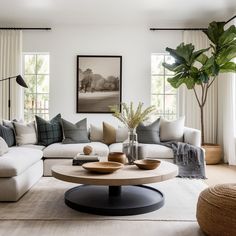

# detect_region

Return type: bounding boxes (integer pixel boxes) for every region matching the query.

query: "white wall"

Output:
[23,25,182,126]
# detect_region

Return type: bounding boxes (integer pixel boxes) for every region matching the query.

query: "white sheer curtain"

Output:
[179,31,218,143]
[218,73,236,165]
[0,30,23,120]
[217,19,236,165]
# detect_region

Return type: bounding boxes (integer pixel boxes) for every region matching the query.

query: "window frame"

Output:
[151,53,179,120]
[22,52,50,121]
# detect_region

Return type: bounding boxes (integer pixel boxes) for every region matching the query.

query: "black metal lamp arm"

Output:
[0,76,18,82]
[0,75,28,119]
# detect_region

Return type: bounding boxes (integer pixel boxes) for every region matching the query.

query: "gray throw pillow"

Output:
[0,124,15,147]
[35,114,63,146]
[136,118,160,144]
[62,118,90,144]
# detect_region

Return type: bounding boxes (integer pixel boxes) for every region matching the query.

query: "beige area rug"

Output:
[0,177,207,221]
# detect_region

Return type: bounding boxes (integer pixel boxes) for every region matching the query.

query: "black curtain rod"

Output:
[150,27,207,31]
[0,27,51,30]
[225,15,236,24]
[150,15,236,31]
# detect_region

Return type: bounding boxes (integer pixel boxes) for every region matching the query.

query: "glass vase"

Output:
[122,128,138,164]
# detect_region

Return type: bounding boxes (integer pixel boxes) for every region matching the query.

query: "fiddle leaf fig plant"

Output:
[163,21,236,145]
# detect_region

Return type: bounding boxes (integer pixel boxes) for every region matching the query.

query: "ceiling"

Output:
[0,0,235,28]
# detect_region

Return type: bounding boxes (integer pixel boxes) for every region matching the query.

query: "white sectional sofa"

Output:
[0,126,201,201]
[0,147,43,201]
[43,127,201,176]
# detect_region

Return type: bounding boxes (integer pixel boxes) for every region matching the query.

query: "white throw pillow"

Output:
[160,117,185,142]
[116,127,129,142]
[90,124,103,142]
[13,121,37,146]
[0,137,9,156]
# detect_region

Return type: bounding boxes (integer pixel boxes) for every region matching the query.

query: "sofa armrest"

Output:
[183,127,201,147]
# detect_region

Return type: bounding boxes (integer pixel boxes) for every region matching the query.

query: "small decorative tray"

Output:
[134,159,161,170]
[82,161,124,174]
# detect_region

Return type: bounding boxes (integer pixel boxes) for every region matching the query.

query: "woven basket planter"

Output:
[197,184,236,236]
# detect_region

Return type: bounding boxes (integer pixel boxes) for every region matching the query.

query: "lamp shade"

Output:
[16,75,28,88]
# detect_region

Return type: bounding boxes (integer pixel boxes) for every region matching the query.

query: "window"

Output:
[23,53,49,122]
[151,54,177,120]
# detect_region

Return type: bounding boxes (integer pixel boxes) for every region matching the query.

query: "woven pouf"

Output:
[197,184,236,236]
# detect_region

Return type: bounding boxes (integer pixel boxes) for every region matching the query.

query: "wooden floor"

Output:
[0,164,235,236]
[204,164,236,186]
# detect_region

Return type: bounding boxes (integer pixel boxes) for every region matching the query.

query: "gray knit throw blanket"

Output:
[160,141,206,179]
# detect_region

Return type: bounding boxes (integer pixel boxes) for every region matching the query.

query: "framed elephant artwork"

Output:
[77,55,122,113]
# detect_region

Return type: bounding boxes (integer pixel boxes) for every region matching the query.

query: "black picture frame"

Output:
[76,55,122,113]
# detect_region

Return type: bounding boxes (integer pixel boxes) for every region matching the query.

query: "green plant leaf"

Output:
[166,43,196,64]
[203,21,225,44]
[162,62,177,72]
[220,62,236,73]
[211,60,220,76]
[167,74,183,88]
[176,43,195,62]
[191,48,210,63]
[167,73,195,89]
[216,45,236,65]
[218,25,236,47]
[199,72,210,83]
[196,53,209,65]
[165,47,186,64]
[202,56,215,70]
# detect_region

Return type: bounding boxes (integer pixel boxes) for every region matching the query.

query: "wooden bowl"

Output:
[134,159,161,170]
[108,152,127,164]
[82,161,124,174]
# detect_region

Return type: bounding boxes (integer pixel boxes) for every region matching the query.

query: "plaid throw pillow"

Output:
[35,114,63,146]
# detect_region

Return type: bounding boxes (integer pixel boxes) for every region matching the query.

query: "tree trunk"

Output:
[200,106,204,145]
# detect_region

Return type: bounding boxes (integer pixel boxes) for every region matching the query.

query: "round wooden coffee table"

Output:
[52,161,178,216]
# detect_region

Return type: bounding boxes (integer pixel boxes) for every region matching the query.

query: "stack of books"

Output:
[72,153,99,166]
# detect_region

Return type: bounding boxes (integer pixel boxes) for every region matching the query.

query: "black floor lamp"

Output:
[0,75,28,120]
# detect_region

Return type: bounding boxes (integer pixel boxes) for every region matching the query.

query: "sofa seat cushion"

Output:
[109,143,173,159]
[109,143,123,153]
[43,142,109,158]
[21,144,45,151]
[140,144,174,159]
[0,147,43,177]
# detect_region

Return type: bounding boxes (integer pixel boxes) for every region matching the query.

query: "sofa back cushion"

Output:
[13,121,37,146]
[136,118,160,144]
[0,124,15,147]
[103,122,116,145]
[62,118,90,144]
[160,117,185,142]
[90,123,128,144]
[0,137,8,156]
[35,114,63,146]
[90,124,103,142]
[116,127,128,142]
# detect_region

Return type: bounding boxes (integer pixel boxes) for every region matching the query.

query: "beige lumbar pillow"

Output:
[0,137,9,156]
[160,117,185,142]
[103,122,116,145]
[13,121,37,146]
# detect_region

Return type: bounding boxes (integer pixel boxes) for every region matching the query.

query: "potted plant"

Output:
[162,21,236,164]
[110,102,155,164]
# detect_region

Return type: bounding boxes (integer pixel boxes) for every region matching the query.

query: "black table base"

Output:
[64,185,164,216]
